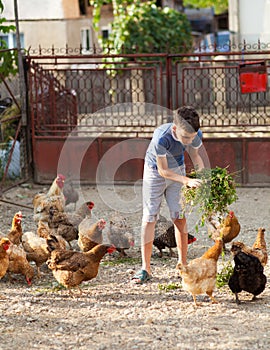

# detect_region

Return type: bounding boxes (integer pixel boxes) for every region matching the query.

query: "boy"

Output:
[132,106,204,284]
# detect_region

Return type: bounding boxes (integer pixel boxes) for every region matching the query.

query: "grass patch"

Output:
[34,281,66,293]
[158,282,182,292]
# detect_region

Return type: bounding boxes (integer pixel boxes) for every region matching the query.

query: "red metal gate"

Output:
[26,50,270,185]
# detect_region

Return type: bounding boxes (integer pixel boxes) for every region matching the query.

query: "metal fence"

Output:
[26,48,270,139]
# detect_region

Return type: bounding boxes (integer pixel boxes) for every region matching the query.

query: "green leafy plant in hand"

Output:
[181,166,238,229]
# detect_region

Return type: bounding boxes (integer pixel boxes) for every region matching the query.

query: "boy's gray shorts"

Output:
[142,164,186,222]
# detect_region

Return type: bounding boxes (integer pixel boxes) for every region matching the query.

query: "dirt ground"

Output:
[0,183,270,350]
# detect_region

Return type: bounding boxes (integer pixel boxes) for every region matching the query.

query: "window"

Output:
[101,26,111,41]
[80,28,92,54]
[79,0,87,15]
[0,33,25,49]
[102,29,109,40]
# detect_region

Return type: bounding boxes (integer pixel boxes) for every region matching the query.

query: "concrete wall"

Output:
[32,137,270,186]
[1,0,97,49]
[229,0,270,44]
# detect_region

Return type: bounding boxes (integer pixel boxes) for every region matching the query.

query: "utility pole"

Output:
[13,0,31,180]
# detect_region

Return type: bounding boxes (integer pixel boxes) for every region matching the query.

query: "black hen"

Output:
[153,216,196,258]
[228,251,267,304]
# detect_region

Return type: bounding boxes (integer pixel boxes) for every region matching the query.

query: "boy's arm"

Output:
[186,146,205,171]
[156,156,202,187]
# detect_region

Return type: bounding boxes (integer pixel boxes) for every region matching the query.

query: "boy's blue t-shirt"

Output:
[145,123,203,169]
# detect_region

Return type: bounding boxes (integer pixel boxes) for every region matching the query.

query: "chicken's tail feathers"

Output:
[46,234,60,252]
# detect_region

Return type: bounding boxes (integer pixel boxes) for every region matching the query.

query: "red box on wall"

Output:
[239,60,268,94]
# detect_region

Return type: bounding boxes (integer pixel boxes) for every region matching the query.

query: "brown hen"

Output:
[22,227,67,278]
[210,211,241,248]
[48,201,95,248]
[46,235,116,294]
[33,174,66,220]
[7,211,23,245]
[78,218,106,252]
[7,242,34,286]
[0,238,11,280]
[176,238,223,306]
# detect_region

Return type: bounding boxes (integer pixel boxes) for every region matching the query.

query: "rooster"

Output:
[7,211,23,245]
[231,227,267,267]
[209,211,241,249]
[229,247,267,304]
[176,237,223,306]
[107,214,135,257]
[78,218,106,252]
[46,235,116,294]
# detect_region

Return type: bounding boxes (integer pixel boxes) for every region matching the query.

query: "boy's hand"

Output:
[185,178,203,188]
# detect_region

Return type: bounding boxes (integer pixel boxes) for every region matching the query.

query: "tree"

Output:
[90,0,193,55]
[184,0,228,15]
[0,0,18,77]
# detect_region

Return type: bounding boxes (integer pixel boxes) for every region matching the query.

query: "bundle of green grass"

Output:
[181,166,239,230]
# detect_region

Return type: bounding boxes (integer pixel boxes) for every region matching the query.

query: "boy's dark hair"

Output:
[174,106,200,132]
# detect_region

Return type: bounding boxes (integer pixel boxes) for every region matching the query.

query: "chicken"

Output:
[46,234,116,294]
[252,227,268,266]
[48,201,95,248]
[33,174,66,219]
[7,211,23,245]
[231,227,267,267]
[0,238,11,280]
[107,214,135,257]
[78,218,106,252]
[7,242,34,286]
[33,195,65,223]
[63,181,79,209]
[36,220,68,248]
[209,211,241,248]
[22,227,67,278]
[36,220,53,239]
[176,237,223,306]
[153,215,196,258]
[228,248,267,304]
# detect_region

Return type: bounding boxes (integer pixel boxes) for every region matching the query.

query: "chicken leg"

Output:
[206,290,218,304]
